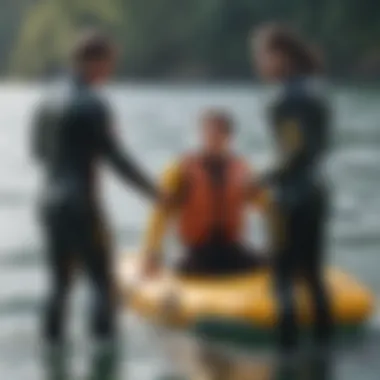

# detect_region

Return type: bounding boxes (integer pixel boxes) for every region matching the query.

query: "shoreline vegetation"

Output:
[4,0,380,82]
[1,80,380,91]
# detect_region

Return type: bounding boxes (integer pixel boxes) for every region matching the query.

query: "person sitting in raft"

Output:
[141,109,269,277]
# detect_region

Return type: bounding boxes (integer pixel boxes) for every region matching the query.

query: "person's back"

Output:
[36,78,112,204]
[45,82,100,184]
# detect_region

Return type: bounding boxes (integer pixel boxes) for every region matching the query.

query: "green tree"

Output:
[10,0,122,77]
[8,0,380,79]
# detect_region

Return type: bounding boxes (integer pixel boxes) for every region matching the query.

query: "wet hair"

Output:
[201,109,235,136]
[256,23,323,75]
[72,29,115,64]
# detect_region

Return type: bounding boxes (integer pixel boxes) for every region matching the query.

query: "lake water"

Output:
[0,83,379,379]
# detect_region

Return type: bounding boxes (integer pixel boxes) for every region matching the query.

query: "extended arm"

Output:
[96,102,159,199]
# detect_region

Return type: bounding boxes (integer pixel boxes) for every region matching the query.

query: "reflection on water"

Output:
[189,349,332,380]
[43,343,120,380]
[44,348,68,380]
[87,344,119,380]
[159,334,335,380]
[274,354,332,380]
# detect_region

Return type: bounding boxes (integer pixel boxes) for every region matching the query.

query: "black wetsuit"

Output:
[267,77,332,349]
[177,155,265,276]
[32,75,158,342]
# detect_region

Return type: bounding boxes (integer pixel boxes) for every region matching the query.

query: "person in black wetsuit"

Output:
[32,30,160,344]
[251,24,333,353]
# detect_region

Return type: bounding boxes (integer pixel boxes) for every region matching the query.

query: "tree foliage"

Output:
[7,0,380,79]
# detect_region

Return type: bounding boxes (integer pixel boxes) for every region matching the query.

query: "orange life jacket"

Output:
[178,154,250,246]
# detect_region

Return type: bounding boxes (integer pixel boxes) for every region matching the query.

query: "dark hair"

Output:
[202,109,235,136]
[72,29,115,64]
[257,23,323,75]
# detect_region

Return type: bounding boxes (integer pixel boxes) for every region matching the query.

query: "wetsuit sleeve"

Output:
[95,102,159,199]
[142,161,182,261]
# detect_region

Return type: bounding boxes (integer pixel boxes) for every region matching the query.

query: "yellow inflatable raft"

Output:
[118,254,374,335]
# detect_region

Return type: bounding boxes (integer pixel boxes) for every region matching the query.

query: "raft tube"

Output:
[118,254,375,345]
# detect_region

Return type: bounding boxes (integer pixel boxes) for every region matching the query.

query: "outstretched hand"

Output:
[141,255,161,279]
[157,189,175,209]
[246,175,263,198]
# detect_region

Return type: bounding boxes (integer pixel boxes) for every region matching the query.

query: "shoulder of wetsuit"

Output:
[77,90,104,111]
[287,78,328,108]
[70,91,111,128]
[273,88,322,125]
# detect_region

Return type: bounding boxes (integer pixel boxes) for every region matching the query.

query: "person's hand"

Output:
[141,254,161,279]
[245,175,264,199]
[157,189,174,208]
